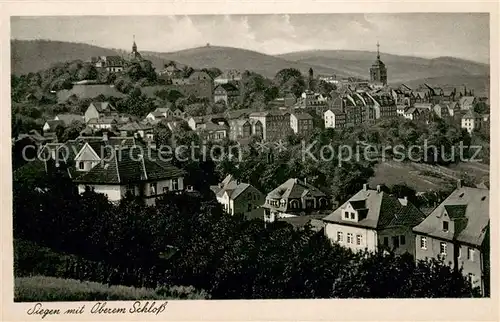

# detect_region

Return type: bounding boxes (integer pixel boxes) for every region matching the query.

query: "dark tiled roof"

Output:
[291,112,313,120]
[413,187,489,246]
[215,83,239,92]
[323,188,426,230]
[56,114,84,126]
[45,120,65,129]
[74,147,185,184]
[91,101,116,113]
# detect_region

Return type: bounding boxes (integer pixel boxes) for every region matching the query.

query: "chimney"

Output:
[363,183,368,191]
[376,185,381,193]
[103,132,109,141]
[457,179,463,189]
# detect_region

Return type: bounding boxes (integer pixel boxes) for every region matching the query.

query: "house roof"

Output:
[44,120,65,129]
[413,187,489,246]
[215,83,239,92]
[225,108,256,119]
[322,187,426,230]
[55,114,84,126]
[459,96,475,107]
[189,71,211,80]
[212,175,259,200]
[462,109,481,119]
[119,121,153,132]
[149,111,166,118]
[74,147,186,184]
[267,178,326,202]
[91,101,116,113]
[291,112,313,120]
[249,110,289,117]
[154,107,172,113]
[88,116,117,124]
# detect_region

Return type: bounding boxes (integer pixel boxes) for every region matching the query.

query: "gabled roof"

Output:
[225,108,256,119]
[322,187,426,230]
[44,119,65,130]
[90,101,116,113]
[88,116,117,124]
[74,147,185,185]
[462,109,481,119]
[459,96,476,107]
[213,175,260,200]
[413,187,489,246]
[267,178,326,201]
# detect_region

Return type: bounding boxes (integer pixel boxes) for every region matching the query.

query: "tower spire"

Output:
[132,35,137,52]
[376,41,380,60]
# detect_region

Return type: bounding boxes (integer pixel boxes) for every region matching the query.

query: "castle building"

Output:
[369,42,388,86]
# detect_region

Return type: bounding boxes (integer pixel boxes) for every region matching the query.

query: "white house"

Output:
[210,175,265,220]
[324,109,346,129]
[461,110,482,133]
[74,147,185,206]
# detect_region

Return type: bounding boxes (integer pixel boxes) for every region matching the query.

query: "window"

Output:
[172,178,179,191]
[383,237,389,246]
[420,236,427,250]
[347,233,353,244]
[392,236,400,248]
[149,183,157,196]
[440,242,447,255]
[337,231,343,242]
[467,248,474,261]
[78,162,84,170]
[443,221,449,232]
[356,235,362,246]
[344,211,349,219]
[125,184,135,196]
[350,212,356,220]
[400,235,406,245]
[458,247,462,259]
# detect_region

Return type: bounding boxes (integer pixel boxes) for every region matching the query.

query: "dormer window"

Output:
[442,221,449,232]
[344,211,349,219]
[350,212,356,220]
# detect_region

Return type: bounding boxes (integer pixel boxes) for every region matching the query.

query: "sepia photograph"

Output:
[7,9,493,314]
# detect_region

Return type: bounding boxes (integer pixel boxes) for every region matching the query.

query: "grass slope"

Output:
[15,276,207,302]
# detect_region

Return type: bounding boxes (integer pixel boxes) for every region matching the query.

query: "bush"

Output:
[15,276,209,302]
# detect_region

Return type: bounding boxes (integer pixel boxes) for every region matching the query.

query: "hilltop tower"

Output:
[369,42,387,86]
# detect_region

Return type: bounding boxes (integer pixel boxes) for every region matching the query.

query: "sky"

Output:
[11,14,490,63]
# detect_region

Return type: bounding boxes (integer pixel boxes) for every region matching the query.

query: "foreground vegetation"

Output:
[13,172,482,299]
[15,276,207,302]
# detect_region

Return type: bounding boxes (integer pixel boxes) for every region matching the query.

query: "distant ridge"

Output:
[11,40,489,91]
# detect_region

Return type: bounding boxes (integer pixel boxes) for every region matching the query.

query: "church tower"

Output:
[129,35,143,62]
[369,42,387,85]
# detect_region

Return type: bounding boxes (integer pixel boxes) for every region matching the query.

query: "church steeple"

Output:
[376,41,380,60]
[369,41,388,86]
[132,35,137,52]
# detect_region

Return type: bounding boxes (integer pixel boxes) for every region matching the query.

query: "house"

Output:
[200,122,229,141]
[214,70,242,85]
[324,109,346,129]
[72,135,136,173]
[87,116,117,130]
[461,110,482,133]
[187,116,207,131]
[323,184,426,256]
[402,107,420,121]
[118,121,154,140]
[145,111,167,121]
[54,114,85,126]
[188,71,212,83]
[458,96,476,110]
[210,175,265,220]
[228,118,263,141]
[249,110,292,141]
[84,102,118,123]
[263,178,331,223]
[153,107,174,119]
[74,147,186,206]
[413,181,489,294]
[433,103,451,119]
[43,120,65,133]
[91,56,125,72]
[214,83,239,106]
[290,112,314,136]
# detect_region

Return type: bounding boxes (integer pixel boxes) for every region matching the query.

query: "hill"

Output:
[143,45,350,78]
[277,50,489,83]
[10,39,172,75]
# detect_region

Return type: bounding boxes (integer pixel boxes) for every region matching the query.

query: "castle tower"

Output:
[369,42,388,86]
